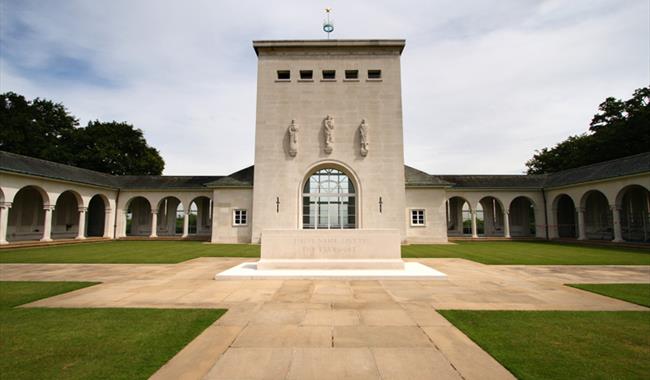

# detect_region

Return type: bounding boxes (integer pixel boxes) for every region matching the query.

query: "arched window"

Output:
[302,168,356,229]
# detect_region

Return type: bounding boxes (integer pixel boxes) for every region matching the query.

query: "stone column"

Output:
[150,211,158,238]
[104,208,113,238]
[76,207,87,240]
[41,205,54,242]
[577,207,587,240]
[549,207,559,239]
[611,205,623,242]
[471,210,478,238]
[503,209,511,238]
[0,202,12,245]
[182,211,190,238]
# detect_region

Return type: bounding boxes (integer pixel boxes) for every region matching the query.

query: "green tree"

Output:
[0,92,164,175]
[73,121,164,175]
[0,92,78,164]
[526,87,650,174]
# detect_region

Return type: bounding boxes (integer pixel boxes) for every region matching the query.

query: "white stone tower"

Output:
[251,40,407,243]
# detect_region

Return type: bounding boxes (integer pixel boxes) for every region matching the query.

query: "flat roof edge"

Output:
[253,39,406,55]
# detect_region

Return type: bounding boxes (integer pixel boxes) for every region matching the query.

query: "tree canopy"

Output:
[526,87,650,174]
[0,92,164,175]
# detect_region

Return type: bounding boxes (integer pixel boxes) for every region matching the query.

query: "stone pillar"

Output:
[150,211,158,238]
[611,205,623,242]
[41,205,54,242]
[104,208,113,238]
[549,207,559,239]
[182,211,190,238]
[503,209,511,238]
[76,207,87,240]
[577,207,587,240]
[471,210,478,238]
[0,202,12,245]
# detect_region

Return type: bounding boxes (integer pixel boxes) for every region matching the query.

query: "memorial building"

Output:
[1,40,649,248]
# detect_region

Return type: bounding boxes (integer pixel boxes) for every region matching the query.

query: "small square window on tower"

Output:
[322,70,336,80]
[368,69,382,79]
[276,70,290,80]
[300,70,313,80]
[410,209,425,226]
[345,70,359,80]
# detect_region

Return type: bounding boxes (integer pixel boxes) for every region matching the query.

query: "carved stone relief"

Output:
[359,119,369,156]
[287,119,298,157]
[323,115,334,154]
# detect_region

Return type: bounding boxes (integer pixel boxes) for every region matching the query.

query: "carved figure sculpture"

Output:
[288,119,298,157]
[359,119,369,156]
[323,115,334,154]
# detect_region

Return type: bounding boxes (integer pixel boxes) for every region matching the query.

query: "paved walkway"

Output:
[1,258,648,380]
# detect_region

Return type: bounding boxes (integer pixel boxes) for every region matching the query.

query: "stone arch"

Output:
[87,194,109,237]
[553,194,577,238]
[125,196,152,236]
[155,196,184,236]
[446,196,472,236]
[188,196,212,235]
[52,190,83,239]
[478,196,506,237]
[7,185,48,242]
[300,161,360,229]
[581,190,613,240]
[509,196,536,237]
[616,185,649,242]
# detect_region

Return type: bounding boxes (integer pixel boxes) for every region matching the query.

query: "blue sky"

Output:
[1,0,648,175]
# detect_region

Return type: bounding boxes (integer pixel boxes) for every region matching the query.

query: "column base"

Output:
[612,238,624,243]
[40,238,52,242]
[75,236,87,240]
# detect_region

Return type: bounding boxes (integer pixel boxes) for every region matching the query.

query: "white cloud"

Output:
[1,0,648,175]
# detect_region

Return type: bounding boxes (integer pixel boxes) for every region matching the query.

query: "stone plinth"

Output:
[257,229,403,270]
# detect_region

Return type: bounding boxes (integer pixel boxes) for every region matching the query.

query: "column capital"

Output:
[609,204,621,212]
[503,208,510,215]
[577,207,586,213]
[151,210,158,215]
[105,208,113,213]
[0,202,12,209]
[78,207,88,212]
[43,204,55,211]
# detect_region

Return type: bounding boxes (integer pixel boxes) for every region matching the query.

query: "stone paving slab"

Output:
[2,257,649,380]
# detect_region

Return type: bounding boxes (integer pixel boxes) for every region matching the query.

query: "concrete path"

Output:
[1,258,648,379]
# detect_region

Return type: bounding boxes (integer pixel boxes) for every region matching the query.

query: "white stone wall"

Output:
[251,43,407,242]
[404,188,448,243]
[211,188,253,243]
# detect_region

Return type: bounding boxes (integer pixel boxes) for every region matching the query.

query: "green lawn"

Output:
[568,283,650,307]
[0,281,226,379]
[403,241,650,265]
[1,240,649,265]
[439,310,650,380]
[0,241,260,263]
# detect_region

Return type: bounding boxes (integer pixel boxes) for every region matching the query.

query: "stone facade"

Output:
[0,40,649,245]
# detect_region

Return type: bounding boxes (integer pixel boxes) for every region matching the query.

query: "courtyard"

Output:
[1,240,648,379]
